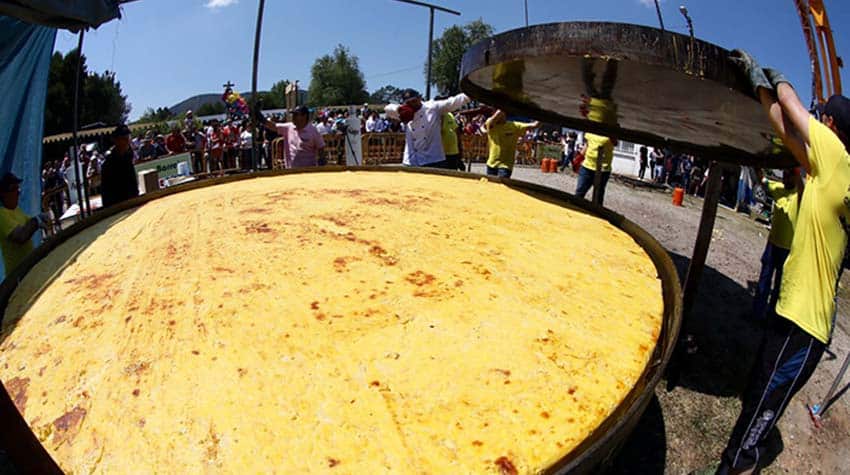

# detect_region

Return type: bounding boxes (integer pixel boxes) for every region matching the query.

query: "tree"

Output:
[428,19,494,96]
[265,79,290,109]
[307,45,369,107]
[44,49,130,136]
[138,106,173,123]
[197,102,225,116]
[369,85,403,104]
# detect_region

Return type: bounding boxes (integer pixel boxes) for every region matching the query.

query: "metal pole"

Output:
[251,0,266,171]
[426,7,434,100]
[654,0,665,32]
[524,0,529,27]
[71,31,86,219]
[390,1,460,98]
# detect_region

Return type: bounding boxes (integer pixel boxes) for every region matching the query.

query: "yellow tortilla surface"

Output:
[0,171,663,474]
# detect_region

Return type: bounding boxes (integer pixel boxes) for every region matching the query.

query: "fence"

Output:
[269,133,555,168]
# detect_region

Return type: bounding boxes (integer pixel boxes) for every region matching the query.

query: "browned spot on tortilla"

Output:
[205,425,221,466]
[493,369,511,378]
[53,315,67,325]
[368,245,398,266]
[6,377,29,413]
[168,320,176,326]
[405,271,436,287]
[245,222,276,235]
[495,456,518,475]
[541,411,550,419]
[454,280,464,287]
[64,273,115,290]
[191,350,200,355]
[52,406,87,445]
[568,387,577,395]
[124,316,132,323]
[472,440,484,446]
[369,380,381,387]
[72,316,85,327]
[137,418,146,428]
[310,301,320,310]
[124,361,150,376]
[315,313,327,321]
[243,208,271,214]
[132,389,140,397]
[237,368,248,377]
[212,266,235,274]
[328,458,341,468]
[333,256,360,272]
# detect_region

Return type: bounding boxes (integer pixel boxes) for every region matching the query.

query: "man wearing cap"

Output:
[0,173,46,274]
[101,124,140,209]
[262,106,325,168]
[706,51,850,475]
[385,89,471,168]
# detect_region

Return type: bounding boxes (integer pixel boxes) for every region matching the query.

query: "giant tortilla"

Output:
[0,172,663,474]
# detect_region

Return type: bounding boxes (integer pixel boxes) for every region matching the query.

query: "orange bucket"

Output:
[541,158,550,173]
[672,187,685,206]
[547,158,558,173]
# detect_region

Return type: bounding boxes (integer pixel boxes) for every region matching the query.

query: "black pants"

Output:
[423,159,456,170]
[719,315,825,474]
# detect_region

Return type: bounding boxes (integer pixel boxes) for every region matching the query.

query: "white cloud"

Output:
[205,0,238,9]
[638,0,660,7]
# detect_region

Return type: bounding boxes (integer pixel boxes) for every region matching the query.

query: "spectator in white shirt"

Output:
[315,115,333,135]
[385,88,470,168]
[239,121,254,171]
[365,112,380,133]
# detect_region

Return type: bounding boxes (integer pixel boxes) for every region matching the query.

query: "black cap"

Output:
[293,105,310,116]
[0,172,22,192]
[824,95,850,140]
[111,124,131,138]
[400,88,421,102]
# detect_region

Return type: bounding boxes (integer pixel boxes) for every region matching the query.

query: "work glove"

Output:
[729,49,772,97]
[763,68,792,89]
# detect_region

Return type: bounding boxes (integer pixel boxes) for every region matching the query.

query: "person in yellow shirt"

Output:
[713,50,850,475]
[575,132,617,205]
[440,109,464,171]
[0,173,45,276]
[750,168,802,319]
[484,109,539,178]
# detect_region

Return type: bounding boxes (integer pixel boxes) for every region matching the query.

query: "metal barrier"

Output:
[268,133,530,167]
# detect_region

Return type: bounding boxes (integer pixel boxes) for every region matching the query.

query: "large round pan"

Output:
[0,167,682,474]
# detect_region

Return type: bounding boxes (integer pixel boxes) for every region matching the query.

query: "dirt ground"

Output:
[479,164,850,475]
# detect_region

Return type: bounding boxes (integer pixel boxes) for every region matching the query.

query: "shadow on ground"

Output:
[667,252,766,397]
[605,395,666,475]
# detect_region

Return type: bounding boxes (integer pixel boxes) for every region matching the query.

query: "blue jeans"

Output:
[575,166,611,204]
[752,242,790,319]
[486,166,512,178]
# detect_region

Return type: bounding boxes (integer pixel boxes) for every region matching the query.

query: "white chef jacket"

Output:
[399,94,470,167]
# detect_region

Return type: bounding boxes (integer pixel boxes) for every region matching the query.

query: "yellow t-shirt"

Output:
[0,206,34,274]
[764,179,799,250]
[581,133,614,173]
[486,121,527,169]
[776,117,850,343]
[441,113,459,156]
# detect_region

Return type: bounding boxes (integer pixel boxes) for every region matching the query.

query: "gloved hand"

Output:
[763,68,792,89]
[729,49,772,97]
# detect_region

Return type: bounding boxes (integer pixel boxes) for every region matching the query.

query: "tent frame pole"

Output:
[71,30,88,219]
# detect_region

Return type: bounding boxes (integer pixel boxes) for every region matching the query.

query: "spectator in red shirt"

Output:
[165,126,186,155]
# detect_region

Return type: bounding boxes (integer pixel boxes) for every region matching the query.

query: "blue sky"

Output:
[54,0,850,120]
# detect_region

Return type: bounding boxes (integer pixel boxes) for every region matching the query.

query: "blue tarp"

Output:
[0,0,122,31]
[0,17,56,279]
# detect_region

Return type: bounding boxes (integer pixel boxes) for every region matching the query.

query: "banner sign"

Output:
[134,152,192,180]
